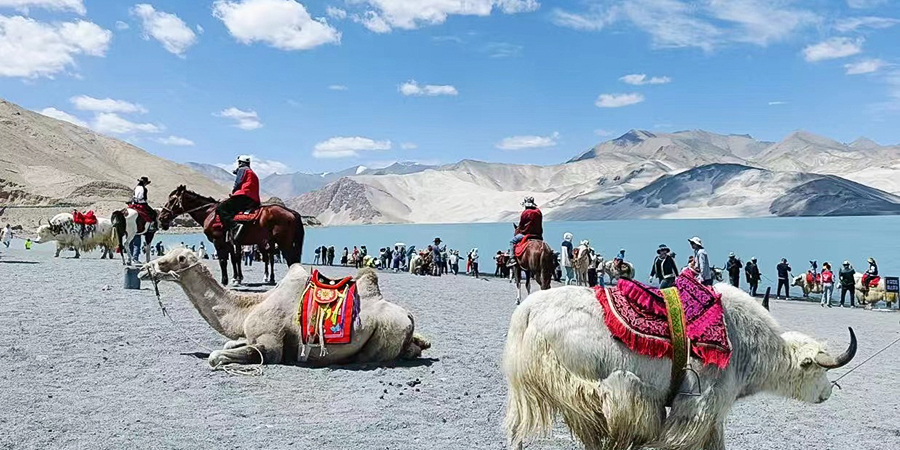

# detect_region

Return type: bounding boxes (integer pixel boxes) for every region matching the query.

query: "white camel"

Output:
[503,283,857,450]
[141,248,430,367]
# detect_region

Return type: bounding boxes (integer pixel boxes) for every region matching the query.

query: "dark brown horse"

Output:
[157,186,304,285]
[512,237,555,305]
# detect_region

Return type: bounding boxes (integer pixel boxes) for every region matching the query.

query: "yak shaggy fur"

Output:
[503,283,848,450]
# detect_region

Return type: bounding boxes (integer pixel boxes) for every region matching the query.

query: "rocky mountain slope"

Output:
[259,162,434,199]
[291,129,900,225]
[0,98,227,226]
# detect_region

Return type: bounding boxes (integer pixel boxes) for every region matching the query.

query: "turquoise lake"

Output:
[146,216,899,293]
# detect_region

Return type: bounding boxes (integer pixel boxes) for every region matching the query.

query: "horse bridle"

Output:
[160,193,215,219]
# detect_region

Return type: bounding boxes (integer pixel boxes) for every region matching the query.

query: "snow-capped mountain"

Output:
[290,129,900,225]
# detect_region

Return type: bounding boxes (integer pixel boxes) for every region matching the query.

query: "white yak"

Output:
[792,274,823,298]
[35,213,116,258]
[503,283,857,450]
[854,273,895,308]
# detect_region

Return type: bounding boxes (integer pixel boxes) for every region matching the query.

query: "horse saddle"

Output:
[233,208,262,223]
[514,235,542,260]
[127,203,153,225]
[298,270,360,358]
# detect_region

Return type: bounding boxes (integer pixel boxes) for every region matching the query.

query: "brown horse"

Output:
[512,238,555,305]
[157,186,304,286]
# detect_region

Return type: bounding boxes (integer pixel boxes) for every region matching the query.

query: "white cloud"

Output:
[0,0,85,14]
[619,73,671,85]
[594,129,613,137]
[215,107,262,130]
[328,84,348,91]
[326,6,347,20]
[496,132,559,150]
[352,0,539,33]
[70,95,147,114]
[39,107,88,127]
[115,20,129,30]
[399,80,458,96]
[552,0,819,51]
[803,37,863,62]
[768,101,787,105]
[131,4,197,57]
[196,24,204,34]
[92,113,162,135]
[313,136,392,159]
[213,0,340,51]
[483,42,522,58]
[156,135,195,146]
[847,0,887,8]
[216,155,290,178]
[400,142,418,149]
[0,15,111,78]
[595,93,644,108]
[845,58,886,75]
[835,16,900,32]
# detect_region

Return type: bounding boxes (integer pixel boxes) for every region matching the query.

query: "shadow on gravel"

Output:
[177,352,440,371]
[0,260,39,264]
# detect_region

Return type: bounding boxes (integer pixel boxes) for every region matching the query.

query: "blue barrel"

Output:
[124,267,142,290]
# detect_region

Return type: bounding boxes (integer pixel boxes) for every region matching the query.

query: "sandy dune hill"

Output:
[0,98,227,227]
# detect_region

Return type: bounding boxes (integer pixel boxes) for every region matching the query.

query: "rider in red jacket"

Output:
[216,155,261,242]
[509,196,543,264]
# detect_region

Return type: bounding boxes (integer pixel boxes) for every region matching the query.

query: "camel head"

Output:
[355,267,382,300]
[140,247,201,282]
[777,328,857,404]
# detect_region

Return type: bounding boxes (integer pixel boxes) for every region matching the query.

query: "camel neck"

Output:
[176,266,253,339]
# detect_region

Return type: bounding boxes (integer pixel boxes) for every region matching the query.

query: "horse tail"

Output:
[111,210,126,249]
[291,211,305,265]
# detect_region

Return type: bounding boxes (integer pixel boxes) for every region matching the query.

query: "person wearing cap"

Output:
[745,257,761,297]
[725,252,743,288]
[650,244,678,288]
[839,261,856,307]
[821,262,834,308]
[432,238,443,277]
[216,155,260,243]
[688,237,712,286]
[862,257,878,295]
[132,176,158,232]
[776,258,792,299]
[508,196,543,266]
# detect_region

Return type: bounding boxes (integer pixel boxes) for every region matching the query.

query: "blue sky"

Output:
[1,0,899,176]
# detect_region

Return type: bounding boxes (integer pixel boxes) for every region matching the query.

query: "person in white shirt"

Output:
[560,232,575,285]
[689,236,713,285]
[132,176,158,232]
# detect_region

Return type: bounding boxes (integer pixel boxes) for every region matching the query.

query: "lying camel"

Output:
[141,248,430,367]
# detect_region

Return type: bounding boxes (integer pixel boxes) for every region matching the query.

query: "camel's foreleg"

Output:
[223,338,248,350]
[208,334,282,367]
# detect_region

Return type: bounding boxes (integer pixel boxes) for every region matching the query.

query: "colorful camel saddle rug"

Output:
[299,269,360,354]
[594,274,732,368]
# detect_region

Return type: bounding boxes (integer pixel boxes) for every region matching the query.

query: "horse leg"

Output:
[525,270,532,295]
[515,268,522,305]
[215,243,229,285]
[268,250,276,284]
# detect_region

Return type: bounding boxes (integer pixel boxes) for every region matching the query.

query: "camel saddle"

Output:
[594,273,732,369]
[298,269,360,358]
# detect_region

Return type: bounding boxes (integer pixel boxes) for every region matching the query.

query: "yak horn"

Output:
[762,287,770,311]
[815,327,857,369]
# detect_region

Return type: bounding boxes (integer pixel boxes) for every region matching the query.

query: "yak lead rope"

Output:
[831,333,900,389]
[148,263,264,377]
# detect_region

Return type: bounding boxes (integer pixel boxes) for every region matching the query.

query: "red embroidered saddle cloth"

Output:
[233,208,262,223]
[863,275,881,287]
[594,274,732,368]
[299,269,359,346]
[127,203,152,224]
[806,273,821,285]
[514,235,539,260]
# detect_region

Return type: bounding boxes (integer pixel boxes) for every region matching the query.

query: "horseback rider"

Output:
[862,257,878,294]
[508,196,543,266]
[216,155,261,243]
[132,176,158,232]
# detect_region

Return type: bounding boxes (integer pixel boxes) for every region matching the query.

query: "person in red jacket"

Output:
[216,155,261,242]
[508,196,543,265]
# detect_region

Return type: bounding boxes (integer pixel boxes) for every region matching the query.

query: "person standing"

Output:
[432,238,443,277]
[561,232,575,286]
[470,248,479,278]
[725,252,743,288]
[839,261,856,308]
[24,238,32,250]
[688,237,712,286]
[776,258,792,299]
[327,246,335,265]
[1,224,11,248]
[341,247,349,266]
[216,155,260,243]
[494,251,504,277]
[745,257,761,297]
[650,244,678,288]
[821,262,834,308]
[449,250,460,275]
[352,246,360,268]
[314,247,321,265]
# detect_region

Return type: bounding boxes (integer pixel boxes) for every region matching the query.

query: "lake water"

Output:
[141,216,899,294]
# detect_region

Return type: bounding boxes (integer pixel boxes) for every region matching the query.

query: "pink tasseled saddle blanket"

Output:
[594,274,732,368]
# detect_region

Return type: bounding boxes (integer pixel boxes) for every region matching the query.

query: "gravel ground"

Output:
[1,247,899,450]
